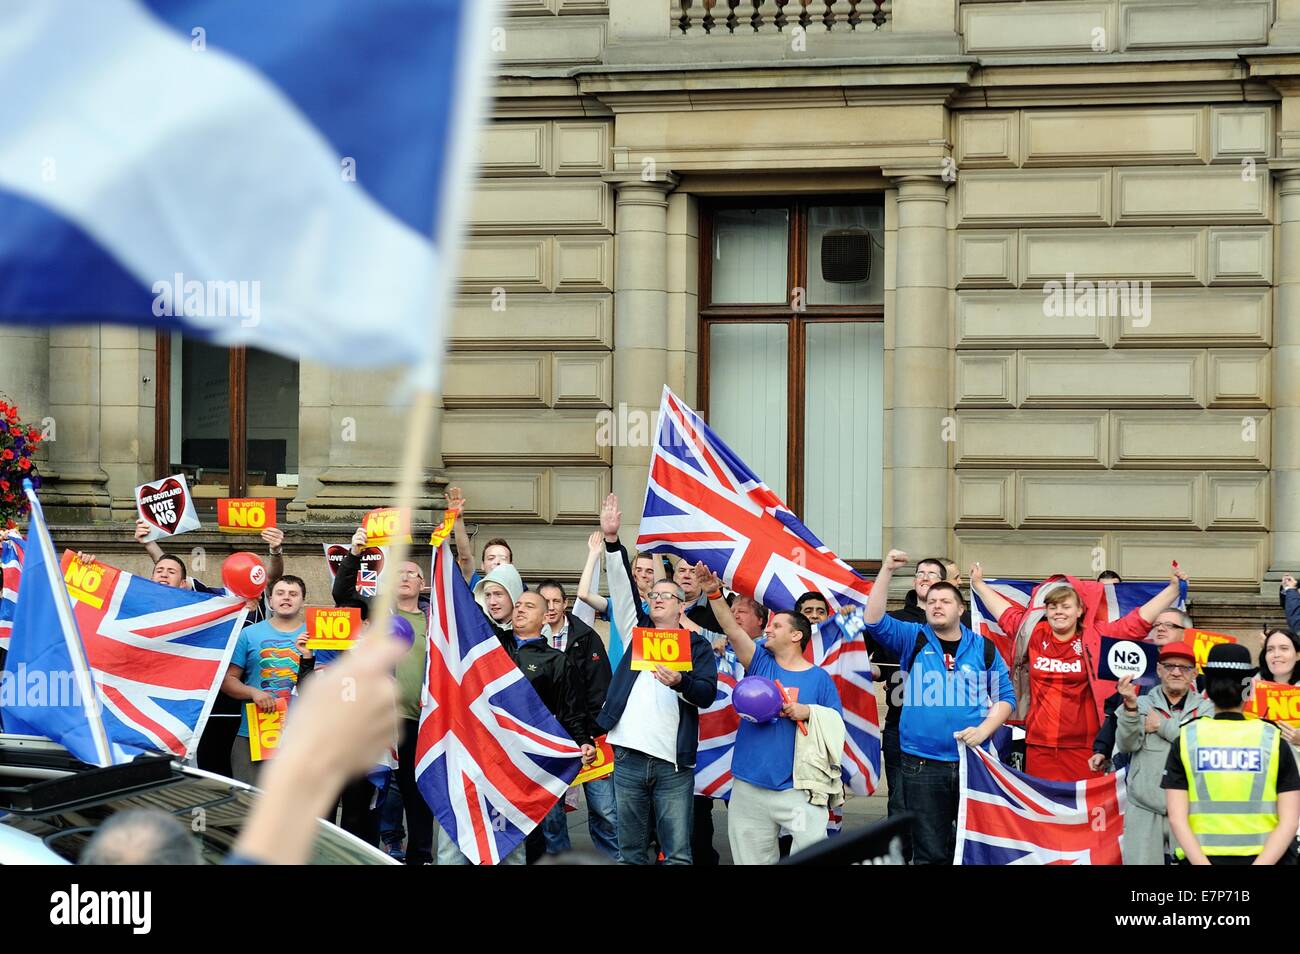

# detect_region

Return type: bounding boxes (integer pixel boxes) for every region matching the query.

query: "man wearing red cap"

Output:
[1116,642,1214,864]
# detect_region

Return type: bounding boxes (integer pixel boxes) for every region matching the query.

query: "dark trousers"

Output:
[338,777,381,846]
[397,717,435,865]
[881,722,912,863]
[692,795,719,866]
[900,753,960,865]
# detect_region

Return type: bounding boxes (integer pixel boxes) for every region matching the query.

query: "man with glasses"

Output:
[332,529,434,864]
[1090,608,1196,773]
[595,494,718,865]
[1116,642,1214,864]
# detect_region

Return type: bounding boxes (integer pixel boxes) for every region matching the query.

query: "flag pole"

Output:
[365,389,436,628]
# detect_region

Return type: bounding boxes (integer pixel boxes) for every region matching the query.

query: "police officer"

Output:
[1162,643,1300,865]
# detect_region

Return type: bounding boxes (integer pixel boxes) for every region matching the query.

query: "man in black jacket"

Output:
[536,579,617,859]
[451,590,594,865]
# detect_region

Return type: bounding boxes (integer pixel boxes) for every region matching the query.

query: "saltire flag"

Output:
[415,536,582,865]
[955,745,1125,865]
[0,0,494,381]
[2,482,116,766]
[694,653,742,799]
[0,532,23,651]
[637,387,872,612]
[809,608,882,796]
[59,553,247,761]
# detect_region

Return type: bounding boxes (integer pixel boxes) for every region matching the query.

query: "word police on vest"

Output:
[50,885,151,934]
[1195,747,1264,773]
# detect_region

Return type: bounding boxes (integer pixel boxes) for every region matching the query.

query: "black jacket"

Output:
[498,630,593,748]
[557,612,612,743]
[330,551,430,619]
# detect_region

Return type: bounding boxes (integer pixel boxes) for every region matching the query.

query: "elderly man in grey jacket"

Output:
[1116,641,1215,865]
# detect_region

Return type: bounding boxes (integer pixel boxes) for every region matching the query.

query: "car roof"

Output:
[0,734,394,865]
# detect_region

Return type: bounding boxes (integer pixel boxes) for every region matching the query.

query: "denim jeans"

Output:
[900,752,959,865]
[379,774,405,846]
[881,722,912,862]
[612,746,694,865]
[538,777,619,860]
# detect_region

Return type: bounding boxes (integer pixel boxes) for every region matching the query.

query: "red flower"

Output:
[0,480,8,492]
[4,412,15,424]
[1,449,12,461]
[18,459,30,471]
[0,401,8,415]
[27,427,39,440]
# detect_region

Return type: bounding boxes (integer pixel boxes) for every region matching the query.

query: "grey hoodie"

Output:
[1117,685,1215,814]
[473,563,524,631]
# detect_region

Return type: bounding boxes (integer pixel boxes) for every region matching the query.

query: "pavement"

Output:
[556,786,891,864]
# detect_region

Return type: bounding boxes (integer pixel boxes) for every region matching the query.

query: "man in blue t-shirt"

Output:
[697,567,842,865]
[220,575,310,785]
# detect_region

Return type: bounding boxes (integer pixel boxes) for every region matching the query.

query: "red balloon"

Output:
[222,551,268,600]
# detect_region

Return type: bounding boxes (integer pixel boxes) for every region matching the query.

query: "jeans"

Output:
[379,775,405,846]
[396,718,434,864]
[536,777,618,859]
[900,753,959,865]
[612,746,694,865]
[881,722,912,862]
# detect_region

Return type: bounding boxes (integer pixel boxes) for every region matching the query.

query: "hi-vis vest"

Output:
[1177,718,1281,858]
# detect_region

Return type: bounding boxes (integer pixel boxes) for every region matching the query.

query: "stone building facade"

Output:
[3,0,1300,635]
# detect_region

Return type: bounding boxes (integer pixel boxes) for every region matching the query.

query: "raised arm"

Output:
[693,563,755,669]
[446,486,474,582]
[1137,564,1189,624]
[600,494,640,639]
[968,562,1013,621]
[576,530,609,614]
[262,527,285,591]
[866,549,908,624]
[134,518,164,563]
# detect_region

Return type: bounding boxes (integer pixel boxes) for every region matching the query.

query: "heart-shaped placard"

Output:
[138,478,187,536]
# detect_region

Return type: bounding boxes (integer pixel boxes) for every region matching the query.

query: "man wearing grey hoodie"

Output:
[473,562,525,634]
[1116,641,1214,865]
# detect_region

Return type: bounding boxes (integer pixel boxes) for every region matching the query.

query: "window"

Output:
[154,334,299,507]
[700,199,885,564]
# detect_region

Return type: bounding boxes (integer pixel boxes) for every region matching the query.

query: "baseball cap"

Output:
[1158,642,1196,663]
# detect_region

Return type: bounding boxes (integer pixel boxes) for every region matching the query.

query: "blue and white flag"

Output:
[0,0,493,378]
[1,482,117,767]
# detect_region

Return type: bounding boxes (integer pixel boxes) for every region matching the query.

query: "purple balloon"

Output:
[732,676,783,724]
[389,615,415,648]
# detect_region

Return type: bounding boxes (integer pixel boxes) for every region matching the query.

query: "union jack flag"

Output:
[810,608,882,796]
[956,745,1126,864]
[61,552,248,760]
[694,653,742,799]
[415,537,582,865]
[0,532,23,651]
[357,565,379,599]
[637,387,872,612]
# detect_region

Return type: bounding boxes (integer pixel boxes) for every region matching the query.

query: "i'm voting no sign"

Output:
[134,474,201,542]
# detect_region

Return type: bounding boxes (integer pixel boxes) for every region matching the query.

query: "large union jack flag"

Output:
[60,552,247,760]
[415,537,582,865]
[956,745,1126,864]
[0,532,23,651]
[637,387,872,612]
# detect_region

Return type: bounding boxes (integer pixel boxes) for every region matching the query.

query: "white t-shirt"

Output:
[608,670,681,767]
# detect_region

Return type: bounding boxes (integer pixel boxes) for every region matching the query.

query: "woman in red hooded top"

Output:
[970,564,1188,782]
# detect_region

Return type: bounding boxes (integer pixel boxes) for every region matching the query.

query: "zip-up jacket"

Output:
[862,612,1016,762]
[499,631,593,749]
[553,612,612,743]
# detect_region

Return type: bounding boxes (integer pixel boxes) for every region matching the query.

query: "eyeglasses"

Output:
[398,571,423,580]
[915,571,942,580]
[1158,662,1195,673]
[1152,622,1185,631]
[648,592,682,602]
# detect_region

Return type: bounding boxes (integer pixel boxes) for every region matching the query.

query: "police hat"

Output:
[1202,642,1254,672]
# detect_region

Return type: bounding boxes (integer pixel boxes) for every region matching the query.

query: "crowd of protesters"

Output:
[94,482,1300,866]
